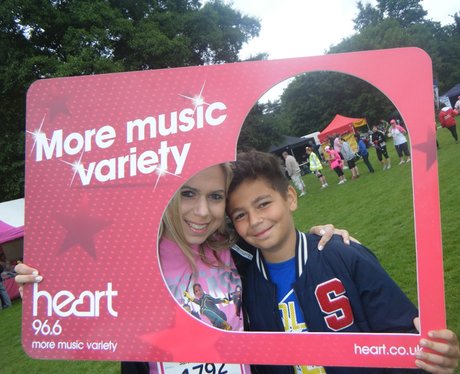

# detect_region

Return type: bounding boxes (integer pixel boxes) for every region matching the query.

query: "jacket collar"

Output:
[254,230,309,281]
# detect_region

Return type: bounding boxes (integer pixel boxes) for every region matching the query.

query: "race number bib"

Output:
[158,362,248,374]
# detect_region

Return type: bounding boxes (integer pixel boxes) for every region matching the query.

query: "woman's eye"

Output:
[210,193,224,201]
[181,190,195,198]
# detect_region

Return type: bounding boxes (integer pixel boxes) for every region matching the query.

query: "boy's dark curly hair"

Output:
[228,150,290,199]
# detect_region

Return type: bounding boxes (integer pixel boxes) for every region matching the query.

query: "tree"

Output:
[244,1,460,158]
[238,101,284,152]
[278,72,395,137]
[239,0,460,159]
[436,12,460,91]
[354,1,382,31]
[0,0,261,201]
[354,0,427,30]
[377,0,427,26]
[274,0,460,145]
[337,0,460,93]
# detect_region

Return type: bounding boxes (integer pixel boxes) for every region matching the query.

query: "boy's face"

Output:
[228,178,298,263]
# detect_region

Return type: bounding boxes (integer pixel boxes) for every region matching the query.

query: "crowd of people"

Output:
[279,117,417,189]
[281,102,459,191]
[273,101,459,196]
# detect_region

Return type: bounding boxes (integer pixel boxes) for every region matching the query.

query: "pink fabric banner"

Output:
[0,220,24,245]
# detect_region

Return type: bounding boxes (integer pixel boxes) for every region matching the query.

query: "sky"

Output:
[231,0,459,60]
[225,0,459,102]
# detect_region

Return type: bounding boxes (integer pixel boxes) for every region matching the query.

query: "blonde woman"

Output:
[16,163,349,374]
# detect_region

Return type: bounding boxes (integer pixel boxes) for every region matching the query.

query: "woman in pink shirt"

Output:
[325,146,346,184]
[15,163,350,374]
[15,164,460,373]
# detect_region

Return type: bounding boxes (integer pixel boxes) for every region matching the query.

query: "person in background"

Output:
[438,104,459,143]
[333,135,344,159]
[355,133,374,173]
[390,119,411,164]
[340,137,360,179]
[454,96,460,112]
[379,119,390,133]
[0,262,12,310]
[371,124,391,170]
[313,143,324,162]
[325,145,346,184]
[305,147,328,188]
[282,151,306,197]
[227,150,460,374]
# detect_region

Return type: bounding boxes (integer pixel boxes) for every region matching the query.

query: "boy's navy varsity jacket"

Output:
[231,231,423,374]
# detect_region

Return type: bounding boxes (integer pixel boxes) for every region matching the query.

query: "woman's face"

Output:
[174,165,227,246]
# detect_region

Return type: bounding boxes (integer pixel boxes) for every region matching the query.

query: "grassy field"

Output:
[0,126,459,373]
[296,138,418,303]
[296,127,460,338]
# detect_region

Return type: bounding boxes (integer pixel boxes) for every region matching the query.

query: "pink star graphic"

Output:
[45,92,71,122]
[140,307,221,362]
[412,127,438,170]
[55,196,111,259]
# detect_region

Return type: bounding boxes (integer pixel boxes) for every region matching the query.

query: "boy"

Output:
[227,150,457,374]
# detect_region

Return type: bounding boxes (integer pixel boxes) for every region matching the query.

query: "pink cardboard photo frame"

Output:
[24,47,444,369]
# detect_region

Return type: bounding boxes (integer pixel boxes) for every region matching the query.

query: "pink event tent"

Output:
[0,198,24,261]
[318,114,367,143]
[0,220,23,244]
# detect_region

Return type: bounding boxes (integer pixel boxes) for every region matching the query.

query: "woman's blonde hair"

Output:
[159,163,236,272]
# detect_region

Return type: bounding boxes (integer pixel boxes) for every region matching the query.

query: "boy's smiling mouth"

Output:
[253,225,273,239]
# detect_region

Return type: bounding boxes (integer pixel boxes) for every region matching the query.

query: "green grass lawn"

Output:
[295,137,417,304]
[297,127,459,323]
[1,126,459,372]
[294,126,459,374]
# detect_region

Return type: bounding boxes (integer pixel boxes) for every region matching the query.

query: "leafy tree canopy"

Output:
[237,101,285,152]
[278,72,395,137]
[354,0,427,30]
[240,0,460,154]
[0,0,260,200]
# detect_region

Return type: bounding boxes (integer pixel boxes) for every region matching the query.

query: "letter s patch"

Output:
[314,278,354,331]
